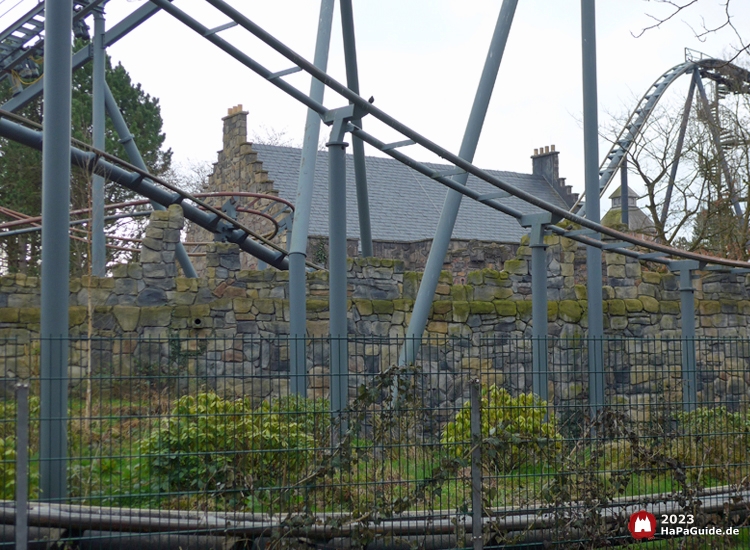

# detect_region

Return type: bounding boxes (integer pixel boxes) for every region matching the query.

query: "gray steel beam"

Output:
[188,0,750,270]
[620,158,628,228]
[581,0,605,418]
[103,84,197,278]
[2,1,165,113]
[0,117,290,270]
[522,213,552,401]
[660,71,697,226]
[400,0,518,366]
[91,8,106,276]
[340,0,373,258]
[672,260,699,412]
[289,0,335,396]
[39,0,72,502]
[694,74,744,218]
[326,109,352,435]
[154,0,327,117]
[15,383,29,549]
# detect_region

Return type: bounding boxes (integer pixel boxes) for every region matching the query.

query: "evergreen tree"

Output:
[0,45,172,275]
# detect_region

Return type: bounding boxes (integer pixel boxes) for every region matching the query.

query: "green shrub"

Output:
[0,396,39,500]
[140,392,327,500]
[441,385,560,473]
[666,406,750,483]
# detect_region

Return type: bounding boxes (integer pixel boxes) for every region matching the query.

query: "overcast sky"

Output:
[6,0,750,203]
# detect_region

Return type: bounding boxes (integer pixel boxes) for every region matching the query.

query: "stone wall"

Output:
[184,105,523,278]
[2,205,750,414]
[184,105,288,273]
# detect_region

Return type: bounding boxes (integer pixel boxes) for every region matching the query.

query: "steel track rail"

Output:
[0,109,325,271]
[153,0,750,272]
[572,57,750,212]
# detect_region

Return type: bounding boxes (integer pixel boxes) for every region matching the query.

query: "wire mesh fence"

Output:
[0,335,749,548]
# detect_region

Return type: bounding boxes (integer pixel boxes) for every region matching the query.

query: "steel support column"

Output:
[660,71,697,226]
[2,1,165,114]
[400,0,518,366]
[581,0,605,418]
[39,0,72,501]
[673,260,699,412]
[91,8,106,276]
[522,213,552,401]
[289,0,335,396]
[620,158,628,229]
[103,83,197,278]
[340,0,373,257]
[694,74,743,218]
[326,108,353,432]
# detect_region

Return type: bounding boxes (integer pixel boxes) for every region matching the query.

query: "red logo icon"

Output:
[628,510,657,540]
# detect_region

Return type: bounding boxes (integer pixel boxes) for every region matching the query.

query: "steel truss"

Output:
[0,0,749,500]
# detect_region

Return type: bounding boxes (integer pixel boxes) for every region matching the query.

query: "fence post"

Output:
[470,378,483,550]
[521,213,553,402]
[16,382,29,550]
[672,260,699,412]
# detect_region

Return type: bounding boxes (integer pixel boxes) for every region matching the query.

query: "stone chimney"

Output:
[222,104,248,156]
[531,145,579,208]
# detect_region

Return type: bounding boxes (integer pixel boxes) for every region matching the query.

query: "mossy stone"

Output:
[482,268,501,280]
[699,301,721,315]
[372,300,394,314]
[113,306,140,332]
[660,301,680,315]
[548,301,558,320]
[69,307,87,326]
[427,321,448,334]
[255,298,275,314]
[432,300,452,315]
[173,305,190,318]
[393,299,413,312]
[559,300,582,323]
[624,299,643,313]
[403,272,420,298]
[494,300,517,317]
[453,301,470,322]
[354,300,373,316]
[450,285,468,301]
[496,288,514,299]
[19,308,40,323]
[140,307,172,327]
[469,301,495,315]
[640,296,659,313]
[467,271,484,285]
[504,259,527,275]
[307,299,329,313]
[233,298,253,314]
[516,300,533,319]
[190,304,211,317]
[574,284,587,300]
[641,271,662,284]
[608,299,626,316]
[0,308,19,323]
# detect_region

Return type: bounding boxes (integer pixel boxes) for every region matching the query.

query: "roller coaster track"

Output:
[572,55,750,212]
[0,0,107,85]
[2,2,750,275]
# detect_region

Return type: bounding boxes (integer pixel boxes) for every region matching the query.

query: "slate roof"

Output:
[252,144,571,243]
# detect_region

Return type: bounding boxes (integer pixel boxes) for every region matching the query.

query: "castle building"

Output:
[186,106,579,280]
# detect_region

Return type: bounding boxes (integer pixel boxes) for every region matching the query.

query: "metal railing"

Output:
[0,335,749,548]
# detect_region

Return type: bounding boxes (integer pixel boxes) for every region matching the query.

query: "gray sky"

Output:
[6,0,750,202]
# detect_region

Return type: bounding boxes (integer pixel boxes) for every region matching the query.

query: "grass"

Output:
[2,385,749,524]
